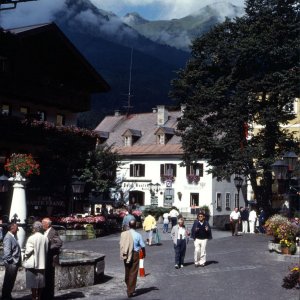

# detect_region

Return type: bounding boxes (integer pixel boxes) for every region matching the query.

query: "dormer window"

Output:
[155,127,175,145]
[122,129,142,147]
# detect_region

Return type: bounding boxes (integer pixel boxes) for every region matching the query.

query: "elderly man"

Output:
[2,223,21,300]
[41,218,63,300]
[230,207,241,236]
[120,219,145,298]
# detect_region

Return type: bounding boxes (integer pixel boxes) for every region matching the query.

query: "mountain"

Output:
[45,0,243,128]
[123,2,244,51]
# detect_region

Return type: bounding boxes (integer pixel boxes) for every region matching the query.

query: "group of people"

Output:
[230,206,266,236]
[120,210,212,298]
[2,218,62,300]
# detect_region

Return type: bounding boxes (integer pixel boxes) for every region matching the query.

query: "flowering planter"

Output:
[281,247,291,255]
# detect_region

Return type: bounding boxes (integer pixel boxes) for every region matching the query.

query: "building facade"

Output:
[96,105,246,227]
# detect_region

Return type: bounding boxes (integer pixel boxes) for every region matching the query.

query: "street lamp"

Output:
[271,151,298,216]
[234,175,243,209]
[71,176,85,214]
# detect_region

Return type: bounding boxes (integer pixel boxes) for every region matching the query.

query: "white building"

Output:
[95,105,246,227]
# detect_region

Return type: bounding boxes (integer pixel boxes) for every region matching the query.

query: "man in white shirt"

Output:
[230,207,241,236]
[248,208,257,234]
[169,207,179,228]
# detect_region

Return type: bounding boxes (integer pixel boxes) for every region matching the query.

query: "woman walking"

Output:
[142,213,156,246]
[171,217,189,269]
[24,221,48,300]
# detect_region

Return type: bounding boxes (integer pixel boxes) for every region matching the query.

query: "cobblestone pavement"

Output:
[12,226,299,300]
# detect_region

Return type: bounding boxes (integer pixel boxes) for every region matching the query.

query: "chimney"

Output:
[152,107,157,113]
[180,104,186,115]
[157,105,168,126]
[114,110,120,116]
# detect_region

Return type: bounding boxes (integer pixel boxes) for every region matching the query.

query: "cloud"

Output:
[91,0,245,19]
[0,0,65,28]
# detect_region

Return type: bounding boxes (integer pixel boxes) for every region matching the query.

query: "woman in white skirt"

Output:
[24,221,48,300]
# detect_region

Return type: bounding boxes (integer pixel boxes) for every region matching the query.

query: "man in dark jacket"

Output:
[41,218,63,300]
[2,223,21,300]
[191,212,211,267]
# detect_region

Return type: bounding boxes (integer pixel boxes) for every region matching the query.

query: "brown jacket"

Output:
[120,230,134,263]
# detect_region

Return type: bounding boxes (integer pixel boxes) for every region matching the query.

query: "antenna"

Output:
[124,47,134,114]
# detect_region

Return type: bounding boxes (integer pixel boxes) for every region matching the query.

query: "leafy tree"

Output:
[170,0,299,212]
[80,144,121,193]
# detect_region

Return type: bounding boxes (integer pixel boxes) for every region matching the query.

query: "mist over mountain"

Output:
[123,2,244,51]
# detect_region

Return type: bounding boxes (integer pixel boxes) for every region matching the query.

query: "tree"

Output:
[170,0,299,212]
[80,144,121,193]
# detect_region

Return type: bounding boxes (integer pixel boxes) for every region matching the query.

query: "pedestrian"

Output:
[120,219,146,298]
[24,221,48,300]
[169,207,179,228]
[41,217,63,300]
[230,207,241,236]
[258,208,266,233]
[240,207,249,234]
[171,217,189,269]
[122,208,136,231]
[162,212,169,233]
[191,212,212,267]
[248,208,257,234]
[142,213,156,246]
[154,226,161,245]
[2,223,21,300]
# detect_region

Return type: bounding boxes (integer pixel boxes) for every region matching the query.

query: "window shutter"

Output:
[186,165,189,176]
[130,165,133,177]
[160,164,164,176]
[140,164,145,177]
[173,164,177,177]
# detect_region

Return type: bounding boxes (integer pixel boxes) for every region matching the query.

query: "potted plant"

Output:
[282,264,300,289]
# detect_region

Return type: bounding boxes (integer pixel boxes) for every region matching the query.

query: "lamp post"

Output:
[234,175,243,209]
[71,176,85,215]
[272,151,298,217]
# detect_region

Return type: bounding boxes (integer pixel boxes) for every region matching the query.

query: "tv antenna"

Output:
[123,47,134,114]
[0,0,37,10]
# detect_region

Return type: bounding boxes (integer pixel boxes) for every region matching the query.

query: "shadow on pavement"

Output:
[205,260,219,266]
[55,291,85,299]
[135,286,159,297]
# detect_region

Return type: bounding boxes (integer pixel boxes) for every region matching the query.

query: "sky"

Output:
[0,0,245,28]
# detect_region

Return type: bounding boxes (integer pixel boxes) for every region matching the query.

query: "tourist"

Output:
[230,207,241,236]
[41,217,63,300]
[142,213,156,246]
[162,211,169,233]
[258,208,266,233]
[2,223,21,300]
[24,221,48,300]
[122,208,135,231]
[120,219,145,298]
[248,208,257,234]
[240,207,249,234]
[191,212,212,267]
[169,207,179,228]
[171,217,189,269]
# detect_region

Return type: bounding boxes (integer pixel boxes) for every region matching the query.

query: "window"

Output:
[38,111,46,121]
[160,164,177,176]
[20,106,29,116]
[225,193,231,210]
[234,194,238,208]
[216,193,222,210]
[1,104,10,116]
[186,163,204,177]
[56,114,65,126]
[129,164,145,177]
[157,134,165,145]
[190,193,199,207]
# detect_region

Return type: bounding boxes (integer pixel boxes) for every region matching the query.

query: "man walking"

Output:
[248,208,257,234]
[120,220,146,298]
[41,218,63,300]
[191,212,211,267]
[230,207,241,236]
[240,207,249,234]
[122,208,136,231]
[2,223,21,300]
[169,207,179,228]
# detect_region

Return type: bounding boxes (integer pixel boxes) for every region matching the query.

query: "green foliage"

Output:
[80,144,121,193]
[143,206,172,220]
[170,0,300,211]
